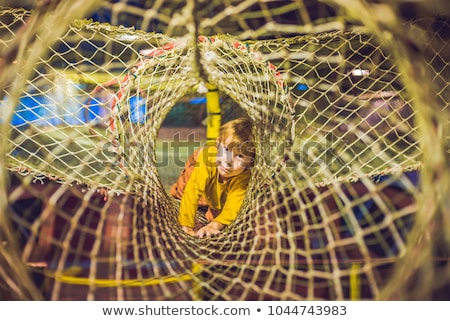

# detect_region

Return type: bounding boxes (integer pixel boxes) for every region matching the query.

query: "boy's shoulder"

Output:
[197,144,218,166]
[200,144,217,156]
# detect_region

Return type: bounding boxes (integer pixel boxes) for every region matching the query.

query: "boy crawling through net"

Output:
[170,117,255,238]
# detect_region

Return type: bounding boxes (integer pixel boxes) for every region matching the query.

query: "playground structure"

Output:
[0,1,449,300]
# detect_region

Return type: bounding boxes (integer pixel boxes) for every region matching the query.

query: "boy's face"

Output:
[216,137,254,179]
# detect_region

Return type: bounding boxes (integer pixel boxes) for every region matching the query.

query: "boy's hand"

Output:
[196,221,224,238]
[182,226,197,236]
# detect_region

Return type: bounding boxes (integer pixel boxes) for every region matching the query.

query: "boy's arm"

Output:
[196,176,249,238]
[178,148,210,228]
[212,173,250,226]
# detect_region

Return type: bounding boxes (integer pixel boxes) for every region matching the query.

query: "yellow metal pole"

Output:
[350,263,361,300]
[205,84,221,144]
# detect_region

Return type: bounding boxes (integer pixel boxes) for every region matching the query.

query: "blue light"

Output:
[296,83,309,91]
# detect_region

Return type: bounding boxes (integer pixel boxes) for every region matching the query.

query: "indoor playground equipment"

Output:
[0,0,449,300]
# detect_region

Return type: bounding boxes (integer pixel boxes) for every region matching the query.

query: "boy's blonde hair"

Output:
[216,117,256,163]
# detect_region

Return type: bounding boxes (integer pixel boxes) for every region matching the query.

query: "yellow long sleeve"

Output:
[178,146,251,228]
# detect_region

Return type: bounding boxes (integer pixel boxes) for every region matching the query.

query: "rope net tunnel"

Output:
[0,0,449,300]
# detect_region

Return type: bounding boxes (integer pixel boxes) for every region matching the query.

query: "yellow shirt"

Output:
[178,145,251,228]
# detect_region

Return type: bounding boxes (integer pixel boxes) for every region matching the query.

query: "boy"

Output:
[170,117,255,238]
